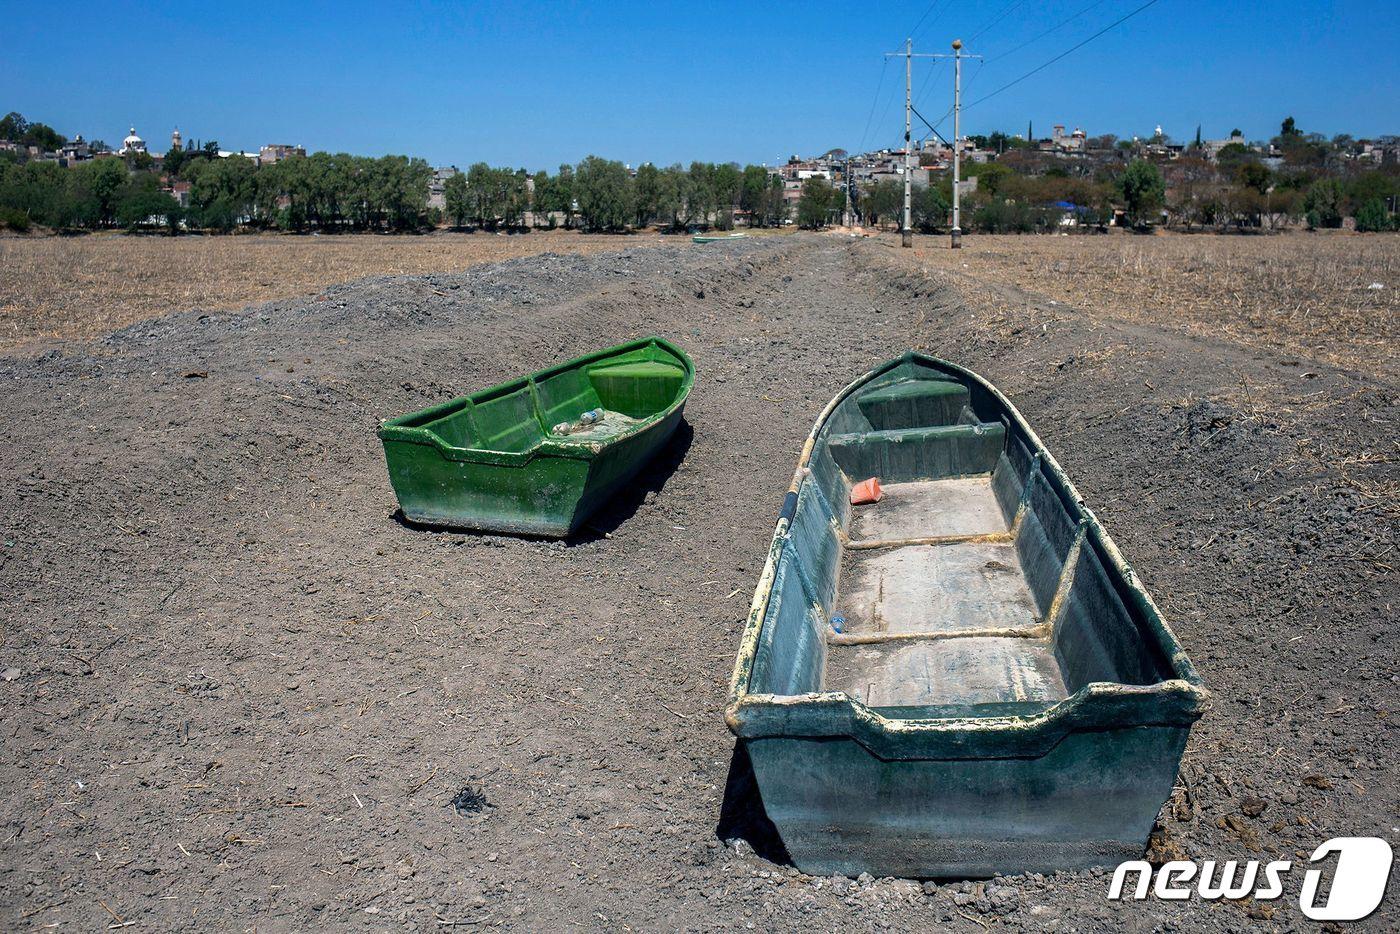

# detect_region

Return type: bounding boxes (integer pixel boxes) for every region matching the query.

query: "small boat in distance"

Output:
[379,338,692,537]
[692,232,747,243]
[726,351,1207,878]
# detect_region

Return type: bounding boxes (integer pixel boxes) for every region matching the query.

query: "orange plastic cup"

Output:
[850,477,882,505]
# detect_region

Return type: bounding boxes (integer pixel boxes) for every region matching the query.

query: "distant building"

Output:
[259,143,306,165]
[169,127,182,153]
[59,135,92,166]
[1201,130,1248,160]
[119,126,147,155]
[164,180,192,207]
[1040,124,1086,153]
[428,165,458,211]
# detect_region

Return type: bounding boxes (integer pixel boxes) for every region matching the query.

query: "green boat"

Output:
[693,232,747,243]
[378,337,693,536]
[726,352,1207,878]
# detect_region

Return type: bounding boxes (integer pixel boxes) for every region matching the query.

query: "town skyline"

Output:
[9,113,1394,177]
[4,1,1396,172]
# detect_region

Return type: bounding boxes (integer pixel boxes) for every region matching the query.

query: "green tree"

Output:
[687,162,716,227]
[797,177,834,229]
[1346,171,1399,214]
[574,155,633,231]
[533,165,574,228]
[1119,159,1166,226]
[860,178,902,228]
[1236,162,1271,195]
[115,175,180,232]
[653,165,689,230]
[444,172,470,227]
[0,112,29,142]
[71,157,128,226]
[0,161,67,226]
[186,155,256,232]
[1354,198,1393,232]
[912,184,949,232]
[711,163,741,230]
[964,161,1014,196]
[465,162,501,228]
[379,155,432,231]
[632,162,661,227]
[765,175,789,226]
[738,165,772,226]
[1303,178,1345,229]
[164,146,187,177]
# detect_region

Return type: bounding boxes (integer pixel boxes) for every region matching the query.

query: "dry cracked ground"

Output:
[2,233,1396,931]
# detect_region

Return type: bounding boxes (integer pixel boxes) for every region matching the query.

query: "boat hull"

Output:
[379,338,692,537]
[725,352,1207,878]
[748,725,1190,878]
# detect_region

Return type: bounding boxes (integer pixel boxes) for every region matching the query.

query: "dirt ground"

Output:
[0,229,684,351]
[1,233,1396,931]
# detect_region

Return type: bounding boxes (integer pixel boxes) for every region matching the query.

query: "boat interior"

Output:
[391,341,689,453]
[748,358,1177,720]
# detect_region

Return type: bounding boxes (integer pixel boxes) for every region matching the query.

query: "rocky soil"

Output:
[2,234,1395,931]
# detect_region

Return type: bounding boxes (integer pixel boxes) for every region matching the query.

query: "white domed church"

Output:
[119,126,147,155]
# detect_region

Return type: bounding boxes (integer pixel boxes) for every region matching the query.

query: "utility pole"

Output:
[902,38,912,247]
[885,39,937,248]
[845,156,854,227]
[930,39,980,249]
[951,38,964,249]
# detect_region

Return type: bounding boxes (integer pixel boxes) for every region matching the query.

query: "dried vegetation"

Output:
[901,230,1398,375]
[0,230,653,350]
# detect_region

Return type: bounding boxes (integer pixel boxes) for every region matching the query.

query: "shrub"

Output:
[1,206,30,232]
[1303,179,1345,228]
[1354,198,1394,233]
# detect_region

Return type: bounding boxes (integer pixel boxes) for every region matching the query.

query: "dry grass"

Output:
[897,230,1399,375]
[0,229,663,351]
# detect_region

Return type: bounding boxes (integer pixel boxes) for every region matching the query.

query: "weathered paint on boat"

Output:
[693,233,747,243]
[378,337,692,536]
[725,351,1208,878]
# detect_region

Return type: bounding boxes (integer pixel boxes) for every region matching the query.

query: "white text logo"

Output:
[1108,837,1392,922]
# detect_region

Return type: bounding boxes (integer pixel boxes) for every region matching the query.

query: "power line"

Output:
[965,0,1164,110]
[969,0,1030,43]
[909,0,953,40]
[908,0,939,35]
[857,58,891,154]
[983,0,1112,64]
[913,58,944,118]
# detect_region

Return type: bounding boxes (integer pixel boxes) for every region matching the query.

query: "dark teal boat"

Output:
[725,352,1207,878]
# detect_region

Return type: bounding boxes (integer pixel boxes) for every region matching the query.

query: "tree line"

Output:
[0,145,439,234]
[0,148,795,236]
[442,159,790,232]
[3,110,1395,235]
[2,109,798,235]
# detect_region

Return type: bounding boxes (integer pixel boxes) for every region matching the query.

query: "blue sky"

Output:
[2,0,1396,170]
